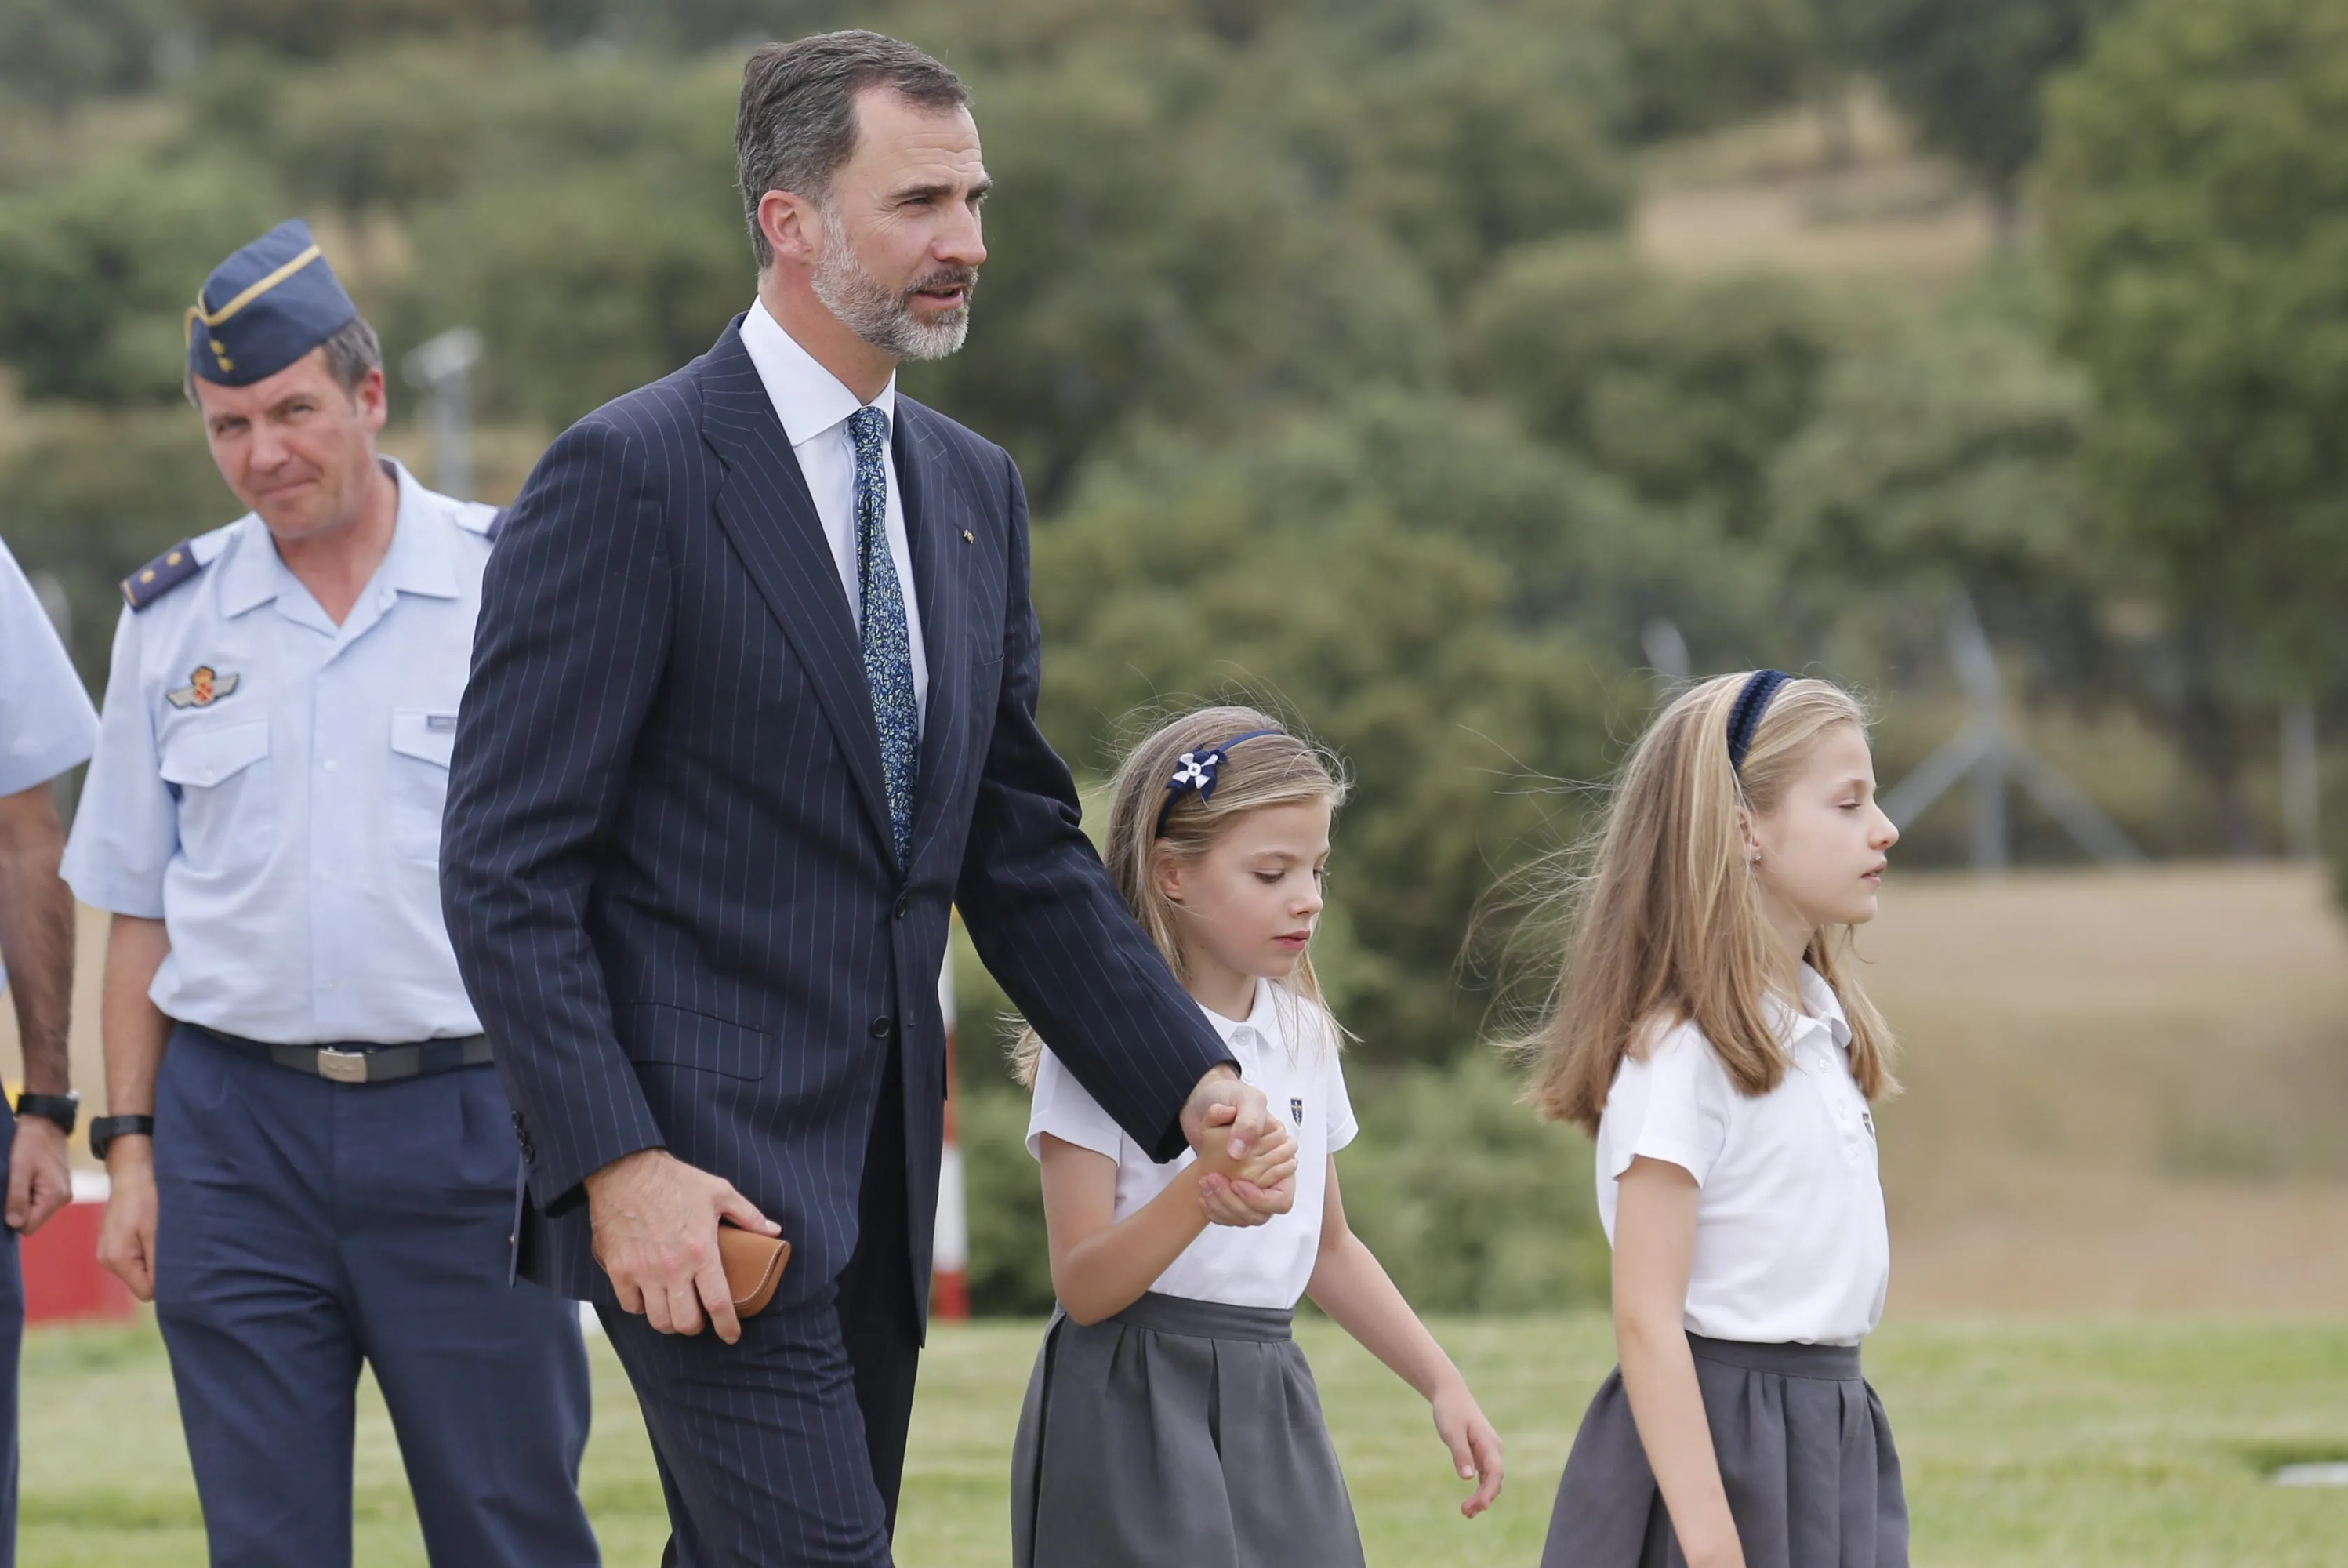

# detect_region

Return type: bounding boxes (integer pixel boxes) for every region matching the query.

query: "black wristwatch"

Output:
[14,1091,78,1136]
[89,1114,154,1161]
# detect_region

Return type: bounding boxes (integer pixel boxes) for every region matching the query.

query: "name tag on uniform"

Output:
[426,713,459,733]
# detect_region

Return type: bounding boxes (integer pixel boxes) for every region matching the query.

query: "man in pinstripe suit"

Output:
[441,31,1296,1566]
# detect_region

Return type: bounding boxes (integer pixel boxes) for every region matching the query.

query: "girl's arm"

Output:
[1614,1156,1742,1568]
[1039,1131,1297,1327]
[1304,1160,1504,1518]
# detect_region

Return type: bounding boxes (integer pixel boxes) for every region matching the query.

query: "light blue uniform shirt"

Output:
[62,461,495,1045]
[0,535,100,797]
[0,534,101,999]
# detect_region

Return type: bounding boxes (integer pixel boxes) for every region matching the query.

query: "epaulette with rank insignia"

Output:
[122,542,205,612]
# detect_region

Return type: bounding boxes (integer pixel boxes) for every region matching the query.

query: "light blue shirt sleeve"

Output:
[0,536,99,796]
[60,606,176,920]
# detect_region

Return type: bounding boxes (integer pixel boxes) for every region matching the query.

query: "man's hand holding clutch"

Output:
[585,1148,783,1344]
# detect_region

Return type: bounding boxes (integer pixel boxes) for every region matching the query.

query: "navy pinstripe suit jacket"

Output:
[441,318,1229,1321]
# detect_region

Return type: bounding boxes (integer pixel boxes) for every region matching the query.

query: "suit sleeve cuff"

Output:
[527,1122,667,1218]
[1146,1052,1240,1164]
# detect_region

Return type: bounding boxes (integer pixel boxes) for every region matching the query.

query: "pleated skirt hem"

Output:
[1010,1292,1366,1568]
[1540,1334,1909,1568]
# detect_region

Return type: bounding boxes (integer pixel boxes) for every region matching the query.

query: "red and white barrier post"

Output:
[23,1171,136,1326]
[931,946,969,1321]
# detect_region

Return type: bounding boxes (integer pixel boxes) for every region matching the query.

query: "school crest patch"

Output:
[166,665,239,710]
[1290,1096,1305,1127]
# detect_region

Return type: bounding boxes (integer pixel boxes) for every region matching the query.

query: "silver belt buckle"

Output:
[317,1047,369,1084]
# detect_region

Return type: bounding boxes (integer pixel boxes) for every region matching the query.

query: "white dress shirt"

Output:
[0,535,99,797]
[739,299,929,731]
[1595,964,1891,1345]
[1026,980,1358,1311]
[62,461,495,1045]
[0,534,100,1000]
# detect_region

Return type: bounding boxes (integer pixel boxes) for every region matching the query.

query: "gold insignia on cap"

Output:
[185,244,324,337]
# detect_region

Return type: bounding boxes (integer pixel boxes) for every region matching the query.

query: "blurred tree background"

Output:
[5,0,2346,1309]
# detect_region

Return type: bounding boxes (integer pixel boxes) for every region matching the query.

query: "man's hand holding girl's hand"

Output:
[1179,1070,1297,1225]
[1192,1115,1297,1227]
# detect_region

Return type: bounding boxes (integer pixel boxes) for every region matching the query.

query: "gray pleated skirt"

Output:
[1011,1291,1366,1568]
[1541,1334,1908,1568]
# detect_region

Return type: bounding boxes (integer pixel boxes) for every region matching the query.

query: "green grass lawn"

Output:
[20,1312,2348,1565]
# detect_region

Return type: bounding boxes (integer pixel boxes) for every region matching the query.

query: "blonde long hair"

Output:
[1011,704,1349,1087]
[1521,673,1898,1134]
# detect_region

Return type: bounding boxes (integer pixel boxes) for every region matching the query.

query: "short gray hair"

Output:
[735,31,971,270]
[183,314,383,407]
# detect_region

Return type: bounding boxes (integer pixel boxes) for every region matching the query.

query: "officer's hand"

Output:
[5,1114,71,1235]
[584,1149,778,1345]
[96,1143,160,1302]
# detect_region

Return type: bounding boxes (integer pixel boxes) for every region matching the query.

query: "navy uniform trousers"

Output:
[151,1022,598,1566]
[599,1037,922,1568]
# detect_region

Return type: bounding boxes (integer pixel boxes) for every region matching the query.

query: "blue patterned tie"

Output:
[847,406,918,868]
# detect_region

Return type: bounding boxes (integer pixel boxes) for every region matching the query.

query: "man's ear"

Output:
[352,365,389,432]
[757,188,822,269]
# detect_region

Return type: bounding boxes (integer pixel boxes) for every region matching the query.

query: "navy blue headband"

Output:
[1155,730,1282,837]
[1726,670,1792,772]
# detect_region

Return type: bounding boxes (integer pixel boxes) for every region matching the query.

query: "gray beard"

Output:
[811,206,972,361]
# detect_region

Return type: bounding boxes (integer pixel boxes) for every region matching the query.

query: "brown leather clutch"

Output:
[717,1224,791,1317]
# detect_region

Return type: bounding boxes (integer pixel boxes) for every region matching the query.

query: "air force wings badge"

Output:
[166,665,240,710]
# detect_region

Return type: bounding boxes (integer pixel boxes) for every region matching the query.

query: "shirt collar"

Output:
[741,297,897,448]
[214,458,456,619]
[372,459,460,601]
[1792,962,1853,1051]
[1199,979,1281,1051]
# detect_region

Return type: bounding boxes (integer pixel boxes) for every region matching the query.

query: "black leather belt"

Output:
[254,1035,493,1084]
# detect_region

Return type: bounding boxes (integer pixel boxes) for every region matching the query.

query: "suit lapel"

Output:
[699,321,896,860]
[895,399,971,869]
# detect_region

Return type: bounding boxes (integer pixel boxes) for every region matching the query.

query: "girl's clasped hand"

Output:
[1010,706,1501,1568]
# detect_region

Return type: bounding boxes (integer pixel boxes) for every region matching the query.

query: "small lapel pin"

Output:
[961,530,974,543]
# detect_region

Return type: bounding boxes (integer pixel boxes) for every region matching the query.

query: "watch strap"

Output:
[14,1091,78,1135]
[89,1114,154,1160]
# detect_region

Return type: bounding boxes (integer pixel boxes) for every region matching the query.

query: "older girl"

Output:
[1528,671,1907,1568]
[1011,705,1504,1568]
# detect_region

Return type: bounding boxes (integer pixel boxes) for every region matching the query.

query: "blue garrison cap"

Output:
[185,219,357,387]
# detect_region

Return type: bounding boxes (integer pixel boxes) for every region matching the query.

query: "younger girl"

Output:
[1528,672,1907,1568]
[1010,706,1504,1568]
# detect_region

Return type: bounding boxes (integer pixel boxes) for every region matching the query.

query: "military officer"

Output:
[60,221,599,1568]
[0,535,98,1568]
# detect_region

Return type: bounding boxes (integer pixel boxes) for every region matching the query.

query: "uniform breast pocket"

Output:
[388,709,459,863]
[157,720,274,872]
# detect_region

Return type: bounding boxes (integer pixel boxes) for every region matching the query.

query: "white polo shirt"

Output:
[1595,964,1889,1346]
[1026,980,1356,1311]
